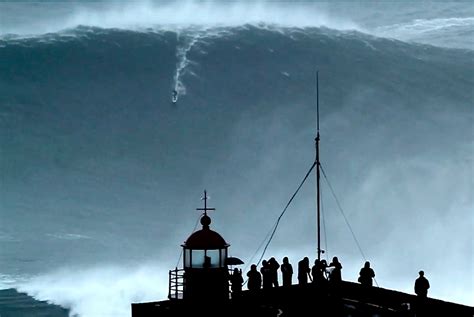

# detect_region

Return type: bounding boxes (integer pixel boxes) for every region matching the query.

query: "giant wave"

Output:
[0,24,473,317]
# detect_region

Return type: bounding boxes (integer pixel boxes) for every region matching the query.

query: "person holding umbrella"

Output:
[230,268,244,298]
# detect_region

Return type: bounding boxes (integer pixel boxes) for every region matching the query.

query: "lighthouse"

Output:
[169,190,230,301]
[133,190,474,317]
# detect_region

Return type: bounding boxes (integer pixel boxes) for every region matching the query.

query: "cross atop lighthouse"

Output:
[196,190,215,217]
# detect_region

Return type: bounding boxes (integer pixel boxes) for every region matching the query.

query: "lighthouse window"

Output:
[184,249,191,268]
[191,250,206,268]
[206,250,220,268]
[220,249,227,266]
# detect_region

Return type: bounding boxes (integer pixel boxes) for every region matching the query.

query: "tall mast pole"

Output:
[316,71,322,261]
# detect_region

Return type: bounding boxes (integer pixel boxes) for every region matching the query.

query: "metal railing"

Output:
[168,268,185,300]
[169,267,239,300]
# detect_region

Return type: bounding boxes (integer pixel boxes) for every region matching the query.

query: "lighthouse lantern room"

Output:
[169,190,230,301]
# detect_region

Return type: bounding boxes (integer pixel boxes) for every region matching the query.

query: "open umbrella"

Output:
[225,256,244,266]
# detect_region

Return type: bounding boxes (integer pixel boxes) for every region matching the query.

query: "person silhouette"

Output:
[203,255,211,268]
[312,259,327,286]
[268,257,280,287]
[320,259,328,280]
[230,268,243,298]
[311,259,320,283]
[172,89,178,103]
[414,270,430,298]
[260,260,272,290]
[298,257,312,285]
[247,264,261,292]
[328,256,342,284]
[281,256,293,287]
[358,261,375,286]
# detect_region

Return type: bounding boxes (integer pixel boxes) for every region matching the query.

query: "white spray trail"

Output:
[171,27,234,100]
[172,32,202,100]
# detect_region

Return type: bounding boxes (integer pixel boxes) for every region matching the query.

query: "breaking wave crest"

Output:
[14,264,168,317]
[0,1,359,37]
[373,17,474,49]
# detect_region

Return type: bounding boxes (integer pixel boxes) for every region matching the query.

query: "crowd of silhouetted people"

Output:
[232,255,347,295]
[228,256,429,301]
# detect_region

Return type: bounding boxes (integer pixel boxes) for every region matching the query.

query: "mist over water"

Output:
[1,1,473,48]
[0,1,473,317]
[16,265,169,317]
[0,1,357,33]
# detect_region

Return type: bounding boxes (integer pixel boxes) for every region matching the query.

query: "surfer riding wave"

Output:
[172,89,178,103]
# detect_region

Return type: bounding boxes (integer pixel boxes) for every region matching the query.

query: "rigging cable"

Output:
[242,223,276,274]
[254,161,317,268]
[175,213,202,268]
[321,184,329,261]
[320,163,366,260]
[320,163,379,287]
[241,225,276,286]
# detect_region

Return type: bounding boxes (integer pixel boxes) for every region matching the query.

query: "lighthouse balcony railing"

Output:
[168,268,185,300]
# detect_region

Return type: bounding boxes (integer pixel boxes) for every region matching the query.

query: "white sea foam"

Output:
[0,273,31,291]
[0,1,358,37]
[16,264,169,317]
[46,233,92,240]
[0,274,17,289]
[375,17,474,35]
[1,2,472,50]
[372,17,474,48]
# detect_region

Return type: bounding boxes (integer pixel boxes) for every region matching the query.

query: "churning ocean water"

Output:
[0,1,473,316]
